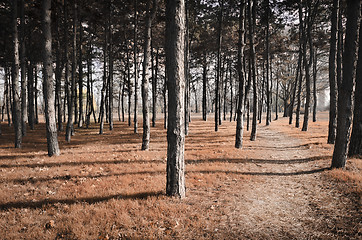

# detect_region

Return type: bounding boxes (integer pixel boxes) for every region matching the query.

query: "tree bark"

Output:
[265,0,270,126]
[141,0,157,150]
[78,14,84,128]
[165,0,186,198]
[235,0,246,149]
[348,14,362,157]
[42,0,60,156]
[331,0,360,168]
[28,63,35,130]
[215,0,224,132]
[328,0,339,144]
[202,51,207,121]
[134,0,139,134]
[108,3,114,130]
[249,0,257,141]
[12,0,22,148]
[20,0,27,137]
[312,49,317,122]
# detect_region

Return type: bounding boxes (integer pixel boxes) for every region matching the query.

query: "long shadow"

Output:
[186,155,331,165]
[187,167,330,176]
[0,191,164,210]
[0,155,331,169]
[4,170,165,184]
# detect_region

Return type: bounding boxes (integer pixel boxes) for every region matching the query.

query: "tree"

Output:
[165,0,186,198]
[349,15,362,157]
[215,0,224,132]
[134,0,138,134]
[42,0,60,156]
[12,0,22,148]
[249,0,257,141]
[141,0,157,150]
[235,0,246,149]
[331,0,360,168]
[328,0,339,144]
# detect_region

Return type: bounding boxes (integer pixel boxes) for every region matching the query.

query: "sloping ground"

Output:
[0,112,360,239]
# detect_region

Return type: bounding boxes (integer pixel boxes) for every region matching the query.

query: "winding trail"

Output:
[213,124,361,239]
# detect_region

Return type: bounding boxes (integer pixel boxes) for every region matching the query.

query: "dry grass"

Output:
[0,112,360,239]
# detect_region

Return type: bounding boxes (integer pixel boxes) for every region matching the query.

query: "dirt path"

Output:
[216,125,360,239]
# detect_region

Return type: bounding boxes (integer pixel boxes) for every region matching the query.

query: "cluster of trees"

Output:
[0,0,361,197]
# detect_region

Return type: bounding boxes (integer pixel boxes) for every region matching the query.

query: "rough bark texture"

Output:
[20,0,27,137]
[12,0,22,148]
[78,16,84,128]
[312,50,317,122]
[42,0,60,156]
[235,0,246,149]
[127,42,132,127]
[215,0,224,132]
[328,0,339,144]
[265,0,270,126]
[348,16,362,157]
[202,51,207,121]
[249,0,257,141]
[331,0,360,168]
[28,63,35,130]
[134,0,138,134]
[141,0,156,150]
[165,0,186,198]
[108,4,113,131]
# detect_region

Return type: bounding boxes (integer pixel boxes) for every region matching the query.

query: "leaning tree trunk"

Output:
[331,0,360,168]
[328,0,339,144]
[42,0,60,156]
[165,0,186,198]
[12,0,22,148]
[141,0,157,150]
[348,15,362,157]
[235,0,246,149]
[249,0,257,141]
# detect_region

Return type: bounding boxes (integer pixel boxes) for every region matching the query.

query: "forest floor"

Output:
[0,112,361,239]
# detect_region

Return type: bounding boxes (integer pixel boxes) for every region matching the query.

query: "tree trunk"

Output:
[229,60,233,122]
[185,2,190,136]
[78,15,84,128]
[12,0,22,148]
[331,0,360,168]
[349,17,362,156]
[141,0,157,150]
[265,0,270,126]
[34,65,39,124]
[42,0,60,156]
[127,41,132,126]
[249,0,257,141]
[235,0,246,149]
[28,63,35,130]
[313,49,317,122]
[215,0,224,132]
[54,6,63,132]
[99,24,108,135]
[134,0,138,134]
[165,0,186,198]
[163,69,167,129]
[328,0,339,144]
[20,0,27,137]
[202,51,207,121]
[5,66,12,126]
[295,5,304,129]
[108,3,114,130]
[152,46,158,127]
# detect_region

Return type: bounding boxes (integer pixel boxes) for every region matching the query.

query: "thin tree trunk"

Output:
[134,0,138,133]
[5,66,12,126]
[122,79,125,122]
[12,0,22,148]
[235,0,246,149]
[331,0,360,168]
[163,69,167,129]
[202,51,207,121]
[108,3,114,130]
[312,49,317,122]
[78,14,84,128]
[229,60,233,122]
[152,44,157,127]
[99,24,108,135]
[249,0,257,141]
[34,65,39,124]
[28,62,35,130]
[141,0,157,150]
[215,0,224,132]
[165,0,186,198]
[20,0,27,136]
[127,41,132,126]
[55,5,63,131]
[42,0,60,156]
[185,2,190,135]
[328,0,339,143]
[265,0,270,126]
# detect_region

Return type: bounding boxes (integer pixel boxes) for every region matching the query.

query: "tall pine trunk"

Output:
[165,0,186,198]
[331,0,360,168]
[249,0,257,141]
[215,0,224,132]
[235,0,246,149]
[12,0,22,148]
[141,0,157,150]
[134,0,138,133]
[42,0,60,156]
[328,0,339,144]
[20,0,27,137]
[348,15,362,157]
[202,51,207,121]
[78,15,84,128]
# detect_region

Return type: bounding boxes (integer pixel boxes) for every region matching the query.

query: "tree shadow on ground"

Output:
[0,191,164,210]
